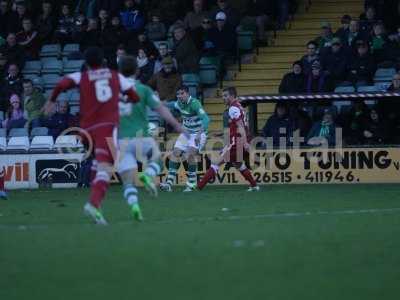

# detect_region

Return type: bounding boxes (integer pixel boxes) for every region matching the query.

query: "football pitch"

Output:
[1,184,400,300]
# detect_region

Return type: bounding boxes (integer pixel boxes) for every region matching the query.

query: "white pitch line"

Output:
[1,207,400,230]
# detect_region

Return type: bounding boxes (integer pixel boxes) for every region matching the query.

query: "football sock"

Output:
[0,167,4,191]
[198,164,218,190]
[186,163,197,186]
[124,183,138,206]
[166,161,180,186]
[240,168,257,187]
[145,160,162,178]
[89,171,110,208]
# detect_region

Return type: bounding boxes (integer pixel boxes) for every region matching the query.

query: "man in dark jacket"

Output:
[262,103,295,148]
[279,61,305,94]
[209,12,236,56]
[172,25,199,73]
[4,33,25,69]
[347,40,376,86]
[41,101,77,139]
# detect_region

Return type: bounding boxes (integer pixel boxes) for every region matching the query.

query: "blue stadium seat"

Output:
[22,60,42,76]
[40,44,62,58]
[199,64,217,85]
[63,60,84,74]
[334,86,355,93]
[31,127,49,137]
[41,58,63,75]
[9,128,29,137]
[237,31,254,52]
[182,73,201,98]
[62,44,80,57]
[374,68,396,83]
[42,74,62,89]
[357,85,380,92]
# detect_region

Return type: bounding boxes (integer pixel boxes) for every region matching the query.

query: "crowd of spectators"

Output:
[0,0,298,137]
[270,1,400,147]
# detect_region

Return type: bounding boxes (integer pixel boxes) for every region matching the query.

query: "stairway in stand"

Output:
[203,0,364,135]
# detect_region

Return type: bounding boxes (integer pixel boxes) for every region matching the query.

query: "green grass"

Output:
[1,185,400,300]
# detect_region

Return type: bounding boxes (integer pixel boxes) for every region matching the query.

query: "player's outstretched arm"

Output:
[155,104,185,134]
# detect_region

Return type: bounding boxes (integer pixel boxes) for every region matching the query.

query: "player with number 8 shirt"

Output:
[44,47,140,225]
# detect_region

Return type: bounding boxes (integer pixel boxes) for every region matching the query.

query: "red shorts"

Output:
[84,124,118,164]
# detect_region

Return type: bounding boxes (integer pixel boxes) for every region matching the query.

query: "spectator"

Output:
[14,1,29,33]
[335,15,352,44]
[209,12,236,56]
[377,73,400,125]
[54,4,75,45]
[131,31,158,59]
[347,40,376,86]
[277,0,289,30]
[0,0,13,38]
[4,33,25,69]
[78,18,101,50]
[360,6,377,34]
[211,0,240,29]
[315,22,334,51]
[320,37,351,85]
[36,1,56,43]
[301,41,319,75]
[120,0,145,33]
[136,48,155,83]
[3,63,23,99]
[172,25,199,73]
[16,18,39,60]
[98,9,110,33]
[0,48,7,76]
[344,100,369,144]
[103,15,127,60]
[243,0,269,42]
[41,101,76,139]
[191,16,217,55]
[145,11,167,42]
[279,61,305,94]
[184,0,209,31]
[306,61,333,93]
[22,79,46,128]
[307,109,337,147]
[360,107,388,145]
[347,20,368,50]
[148,56,182,102]
[262,102,295,148]
[1,94,26,130]
[153,42,177,73]
[370,22,389,63]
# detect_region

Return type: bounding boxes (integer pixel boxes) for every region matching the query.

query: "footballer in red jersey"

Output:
[197,87,259,191]
[44,47,140,225]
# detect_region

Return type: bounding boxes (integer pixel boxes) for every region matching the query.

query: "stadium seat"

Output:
[375,82,391,91]
[54,135,82,149]
[357,85,380,92]
[31,127,49,137]
[334,86,355,93]
[69,89,80,103]
[182,73,201,98]
[62,44,80,57]
[70,105,80,115]
[0,137,6,151]
[42,74,62,89]
[9,128,29,137]
[24,74,44,89]
[153,40,167,49]
[22,60,42,75]
[0,111,4,121]
[374,68,396,83]
[40,44,62,58]
[0,128,6,137]
[237,31,255,52]
[63,59,84,74]
[30,135,54,150]
[7,136,30,151]
[199,58,218,85]
[41,58,63,75]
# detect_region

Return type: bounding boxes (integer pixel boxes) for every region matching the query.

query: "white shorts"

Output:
[117,137,161,174]
[174,133,207,152]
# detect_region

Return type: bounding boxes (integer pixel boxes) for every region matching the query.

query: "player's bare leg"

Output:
[119,169,143,222]
[83,162,111,225]
[160,148,183,192]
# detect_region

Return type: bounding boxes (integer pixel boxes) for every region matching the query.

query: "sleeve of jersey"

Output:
[228,106,242,123]
[147,87,161,110]
[194,102,209,133]
[118,74,140,103]
[49,73,80,102]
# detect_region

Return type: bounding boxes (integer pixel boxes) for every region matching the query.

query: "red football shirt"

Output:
[228,100,249,146]
[50,68,139,129]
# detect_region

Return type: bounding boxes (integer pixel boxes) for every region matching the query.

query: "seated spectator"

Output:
[307,109,337,147]
[320,37,351,85]
[211,0,240,29]
[78,18,101,50]
[36,1,56,43]
[54,4,75,45]
[22,79,46,128]
[360,6,377,34]
[262,102,295,148]
[0,0,14,38]
[347,40,376,86]
[209,12,236,56]
[98,9,110,33]
[136,48,155,84]
[131,31,158,59]
[301,41,319,75]
[103,16,127,61]
[314,22,334,51]
[360,107,388,145]
[109,45,127,69]
[191,16,217,56]
[153,43,177,74]
[145,11,167,42]
[148,57,182,102]
[172,25,199,74]
[120,0,145,33]
[184,0,209,31]
[1,94,26,130]
[16,18,39,60]
[279,61,305,94]
[40,101,76,139]
[306,61,334,93]
[335,15,352,44]
[13,1,29,33]
[347,20,369,50]
[343,100,369,144]
[370,22,389,63]
[243,0,270,42]
[377,73,400,125]
[2,63,23,99]
[4,33,25,69]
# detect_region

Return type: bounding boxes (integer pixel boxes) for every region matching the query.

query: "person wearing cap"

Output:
[262,102,295,148]
[314,21,334,50]
[209,11,236,56]
[335,15,352,44]
[211,0,240,28]
[347,40,376,86]
[191,15,217,55]
[279,61,306,94]
[306,60,334,93]
[307,109,337,147]
[320,37,351,85]
[172,25,199,73]
[1,94,26,130]
[148,56,182,102]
